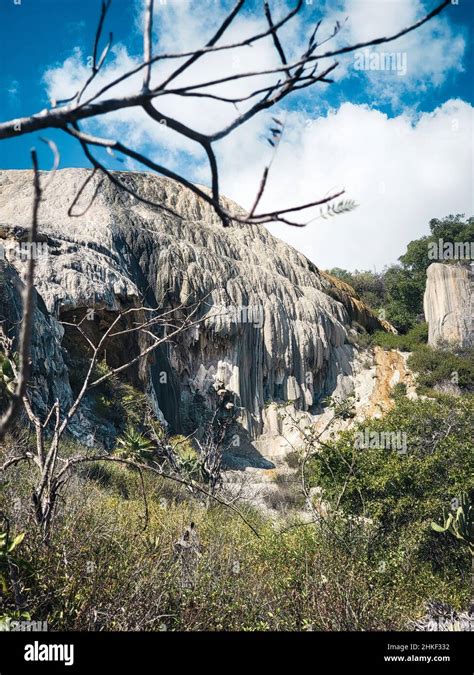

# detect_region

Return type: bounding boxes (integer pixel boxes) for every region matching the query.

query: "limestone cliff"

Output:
[424,263,473,348]
[0,168,388,449]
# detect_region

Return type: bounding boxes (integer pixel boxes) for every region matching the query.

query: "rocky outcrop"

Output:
[0,168,389,452]
[424,263,473,349]
[320,270,396,334]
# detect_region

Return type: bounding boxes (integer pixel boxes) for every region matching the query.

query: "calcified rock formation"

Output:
[424,263,473,349]
[0,169,388,455]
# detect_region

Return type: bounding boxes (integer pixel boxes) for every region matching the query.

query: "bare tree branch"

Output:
[0,0,451,228]
[76,0,113,103]
[143,0,154,91]
[0,0,451,444]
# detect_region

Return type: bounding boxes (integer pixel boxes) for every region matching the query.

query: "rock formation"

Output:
[0,168,389,455]
[424,263,473,349]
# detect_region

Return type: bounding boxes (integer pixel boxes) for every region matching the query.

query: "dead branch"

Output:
[55,454,261,538]
[0,0,450,226]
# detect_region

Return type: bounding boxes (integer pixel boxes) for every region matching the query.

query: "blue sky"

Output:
[0,0,472,269]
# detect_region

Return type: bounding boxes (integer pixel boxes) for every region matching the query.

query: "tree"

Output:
[0,0,452,438]
[385,214,474,331]
[384,265,423,332]
[327,268,386,310]
[329,212,474,332]
[0,303,260,539]
[0,299,200,535]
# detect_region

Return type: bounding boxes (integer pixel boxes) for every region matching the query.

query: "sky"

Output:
[0,0,473,271]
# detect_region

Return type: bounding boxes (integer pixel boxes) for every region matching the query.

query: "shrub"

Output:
[408,346,474,391]
[0,481,425,631]
[0,386,471,631]
[306,394,473,613]
[372,322,428,352]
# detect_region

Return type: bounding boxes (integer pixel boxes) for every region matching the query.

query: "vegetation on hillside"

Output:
[1,213,472,632]
[1,384,472,630]
[328,214,473,332]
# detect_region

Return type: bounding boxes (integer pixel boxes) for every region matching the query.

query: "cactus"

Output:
[431,491,474,613]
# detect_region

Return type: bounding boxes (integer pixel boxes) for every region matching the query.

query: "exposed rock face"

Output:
[0,261,74,423]
[424,263,473,348]
[0,169,388,454]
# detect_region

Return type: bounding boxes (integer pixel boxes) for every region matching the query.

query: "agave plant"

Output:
[0,524,25,593]
[431,492,474,553]
[0,355,16,395]
[169,436,202,481]
[431,491,474,613]
[115,427,155,462]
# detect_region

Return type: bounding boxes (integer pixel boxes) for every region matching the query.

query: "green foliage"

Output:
[372,322,428,351]
[169,435,201,481]
[391,383,408,400]
[432,492,474,555]
[309,395,473,527]
[401,214,474,273]
[0,522,25,594]
[407,346,474,391]
[115,427,155,462]
[1,484,457,631]
[0,356,14,386]
[327,268,385,310]
[383,265,424,332]
[306,394,473,609]
[0,353,16,411]
[1,408,472,631]
[88,362,166,445]
[329,215,473,333]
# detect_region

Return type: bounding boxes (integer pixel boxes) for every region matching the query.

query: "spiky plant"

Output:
[115,427,155,462]
[0,355,15,392]
[0,527,24,593]
[431,491,474,613]
[170,436,201,481]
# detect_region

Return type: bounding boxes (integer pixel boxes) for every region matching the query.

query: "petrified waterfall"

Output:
[0,169,387,446]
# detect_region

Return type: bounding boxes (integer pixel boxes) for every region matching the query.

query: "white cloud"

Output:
[319,0,466,104]
[43,0,465,137]
[41,1,471,271]
[215,99,473,270]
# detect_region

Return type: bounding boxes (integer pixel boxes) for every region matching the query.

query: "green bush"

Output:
[408,346,474,391]
[372,322,428,352]
[329,215,474,332]
[0,392,471,631]
[306,394,473,613]
[0,481,439,631]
